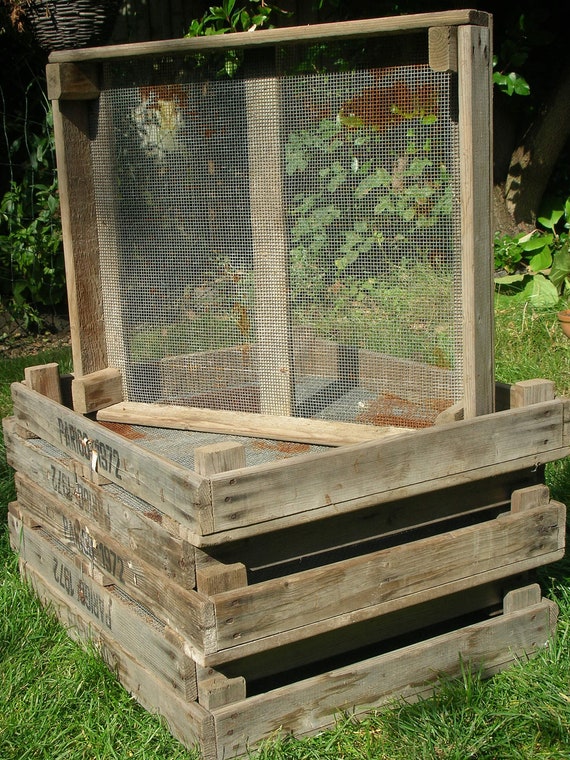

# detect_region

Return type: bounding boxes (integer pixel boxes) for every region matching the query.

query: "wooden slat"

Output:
[246,75,293,416]
[219,581,507,683]
[97,401,412,446]
[209,502,564,654]
[10,383,213,537]
[49,11,490,64]
[51,99,107,377]
[213,594,556,758]
[9,508,198,699]
[46,62,100,100]
[14,488,214,655]
[458,24,494,418]
[14,473,203,623]
[3,415,195,584]
[72,367,124,414]
[208,399,569,533]
[24,363,62,403]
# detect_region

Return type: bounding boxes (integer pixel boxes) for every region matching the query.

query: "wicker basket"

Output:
[28,0,121,51]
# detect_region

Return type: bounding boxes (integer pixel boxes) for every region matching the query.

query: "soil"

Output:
[0,308,71,360]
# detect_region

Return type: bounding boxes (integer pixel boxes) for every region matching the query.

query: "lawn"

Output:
[1,298,570,760]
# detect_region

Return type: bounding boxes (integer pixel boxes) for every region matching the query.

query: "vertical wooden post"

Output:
[49,63,107,378]
[457,25,494,419]
[24,363,62,404]
[246,76,294,416]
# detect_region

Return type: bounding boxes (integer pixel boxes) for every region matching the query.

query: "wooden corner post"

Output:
[47,61,107,379]
[458,24,494,419]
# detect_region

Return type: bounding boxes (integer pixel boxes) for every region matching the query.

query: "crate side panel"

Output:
[4,417,195,586]
[9,509,197,700]
[211,400,568,531]
[10,382,212,537]
[213,598,555,758]
[211,503,564,653]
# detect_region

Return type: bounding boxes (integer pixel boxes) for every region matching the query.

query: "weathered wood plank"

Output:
[14,471,200,606]
[3,415,194,579]
[49,10,490,64]
[210,399,569,532]
[51,99,107,377]
[24,363,63,403]
[15,562,217,760]
[458,24,494,418]
[72,367,124,414]
[208,502,565,659]
[10,382,213,537]
[213,594,555,757]
[11,495,216,656]
[9,507,197,699]
[247,74,293,416]
[46,62,100,100]
[219,581,508,683]
[97,401,410,446]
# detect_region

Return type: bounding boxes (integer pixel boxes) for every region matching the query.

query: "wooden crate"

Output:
[4,365,568,758]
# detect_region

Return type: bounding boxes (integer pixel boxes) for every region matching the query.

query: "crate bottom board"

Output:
[10,516,557,760]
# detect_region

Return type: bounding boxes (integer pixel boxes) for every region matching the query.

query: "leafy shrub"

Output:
[0,102,65,330]
[494,198,570,308]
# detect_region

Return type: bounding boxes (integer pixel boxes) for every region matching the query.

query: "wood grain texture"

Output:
[10,382,212,537]
[52,99,107,377]
[458,24,494,418]
[9,507,198,699]
[49,11,490,64]
[213,593,555,758]
[208,502,564,655]
[209,399,569,533]
[97,401,412,446]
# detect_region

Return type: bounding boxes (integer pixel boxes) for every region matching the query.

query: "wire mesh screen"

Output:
[90,35,462,429]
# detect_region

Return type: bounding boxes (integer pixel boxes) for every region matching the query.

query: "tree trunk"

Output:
[504,62,570,226]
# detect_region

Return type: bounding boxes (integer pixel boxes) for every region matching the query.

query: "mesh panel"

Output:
[91,36,462,429]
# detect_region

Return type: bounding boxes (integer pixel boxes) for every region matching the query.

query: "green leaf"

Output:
[538,209,564,230]
[550,244,570,291]
[523,274,559,307]
[528,247,552,273]
[518,234,552,251]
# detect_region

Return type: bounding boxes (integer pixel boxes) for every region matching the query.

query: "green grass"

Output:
[1,301,570,760]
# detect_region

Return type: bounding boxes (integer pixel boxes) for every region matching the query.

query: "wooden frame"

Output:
[46,9,494,422]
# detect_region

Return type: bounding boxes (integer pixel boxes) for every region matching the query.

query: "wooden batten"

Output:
[246,75,293,416]
[97,401,411,447]
[510,378,556,407]
[458,24,494,418]
[429,26,458,72]
[46,62,100,101]
[51,98,107,378]
[24,363,62,404]
[72,367,124,414]
[48,10,490,64]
